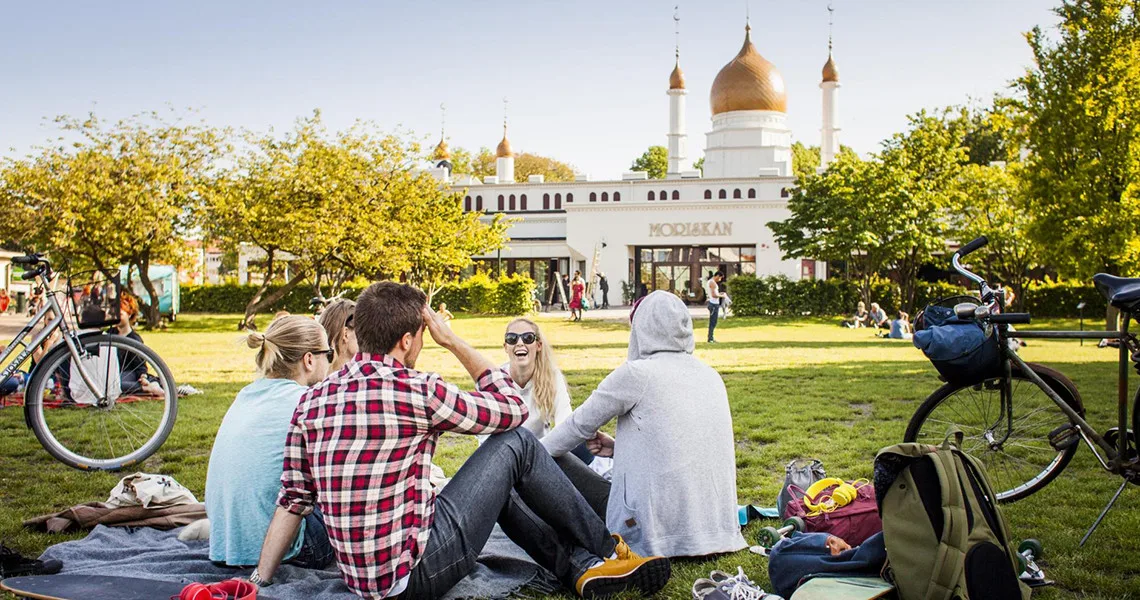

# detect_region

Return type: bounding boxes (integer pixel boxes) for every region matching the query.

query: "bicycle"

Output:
[904,236,1140,544]
[0,253,177,471]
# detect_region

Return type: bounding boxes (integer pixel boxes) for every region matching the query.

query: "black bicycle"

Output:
[0,253,177,470]
[905,236,1139,543]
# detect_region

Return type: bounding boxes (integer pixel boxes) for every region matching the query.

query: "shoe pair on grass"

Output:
[692,566,783,600]
[0,543,62,578]
[577,534,671,598]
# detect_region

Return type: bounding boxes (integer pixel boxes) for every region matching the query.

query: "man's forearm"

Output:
[255,507,304,583]
[445,337,497,382]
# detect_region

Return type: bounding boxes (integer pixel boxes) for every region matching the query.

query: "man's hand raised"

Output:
[422,305,457,350]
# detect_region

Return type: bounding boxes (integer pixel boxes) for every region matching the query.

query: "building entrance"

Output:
[632,246,757,304]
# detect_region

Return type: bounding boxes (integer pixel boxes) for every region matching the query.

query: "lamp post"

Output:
[1077,302,1087,345]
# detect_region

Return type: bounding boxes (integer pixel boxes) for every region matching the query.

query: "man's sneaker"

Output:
[0,543,63,578]
[575,545,670,599]
[611,534,638,560]
[707,567,782,600]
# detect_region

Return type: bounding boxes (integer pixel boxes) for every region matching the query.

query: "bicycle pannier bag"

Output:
[913,318,1000,385]
[778,458,826,518]
[874,430,1030,600]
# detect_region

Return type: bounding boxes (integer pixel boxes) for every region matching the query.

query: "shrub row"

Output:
[725,275,1104,318]
[181,274,536,316]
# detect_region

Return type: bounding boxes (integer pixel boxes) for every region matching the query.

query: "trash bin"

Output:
[16,291,26,314]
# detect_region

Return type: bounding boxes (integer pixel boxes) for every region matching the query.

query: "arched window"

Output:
[733,189,742,199]
[661,190,668,201]
[672,190,679,200]
[509,194,516,211]
[718,189,727,199]
[555,193,563,209]
[476,195,483,211]
[543,193,550,210]
[497,195,504,211]
[520,194,528,211]
[613,191,620,202]
[648,191,655,201]
[780,187,790,198]
[748,188,756,199]
[590,192,597,202]
[464,196,472,211]
[704,190,712,200]
[566,193,574,203]
[601,192,608,202]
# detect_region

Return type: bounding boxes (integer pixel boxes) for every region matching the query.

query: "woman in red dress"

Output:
[568,271,585,322]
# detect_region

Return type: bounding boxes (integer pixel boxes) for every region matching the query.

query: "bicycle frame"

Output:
[0,274,108,406]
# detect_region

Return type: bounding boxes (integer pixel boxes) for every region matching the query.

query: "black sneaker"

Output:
[0,543,63,578]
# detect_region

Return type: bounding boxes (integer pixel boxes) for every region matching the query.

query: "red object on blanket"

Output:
[175,579,257,600]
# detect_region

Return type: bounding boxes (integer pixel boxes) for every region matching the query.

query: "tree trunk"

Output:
[240,250,276,330]
[132,255,163,330]
[241,270,308,331]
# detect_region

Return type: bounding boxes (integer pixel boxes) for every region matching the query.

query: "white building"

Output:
[433,23,840,305]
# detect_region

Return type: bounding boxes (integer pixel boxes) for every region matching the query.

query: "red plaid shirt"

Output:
[277,353,527,599]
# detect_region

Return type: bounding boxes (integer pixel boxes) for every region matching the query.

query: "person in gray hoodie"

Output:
[542,291,748,558]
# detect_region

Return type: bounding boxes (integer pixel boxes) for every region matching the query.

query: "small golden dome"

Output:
[496,127,513,158]
[822,54,839,83]
[669,61,685,90]
[709,24,787,115]
[431,137,450,160]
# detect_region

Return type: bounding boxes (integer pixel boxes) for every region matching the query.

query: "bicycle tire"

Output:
[904,362,1083,503]
[25,334,177,471]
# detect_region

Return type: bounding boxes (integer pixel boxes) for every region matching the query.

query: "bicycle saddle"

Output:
[1093,274,1140,311]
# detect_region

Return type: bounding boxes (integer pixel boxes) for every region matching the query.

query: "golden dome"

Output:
[669,61,685,90]
[822,54,839,83]
[496,127,513,158]
[431,137,450,160]
[709,24,787,115]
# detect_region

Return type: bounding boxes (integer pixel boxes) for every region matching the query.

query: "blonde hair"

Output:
[318,299,356,367]
[507,318,561,428]
[245,315,328,379]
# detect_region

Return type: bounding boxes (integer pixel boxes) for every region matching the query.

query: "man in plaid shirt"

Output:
[250,282,670,599]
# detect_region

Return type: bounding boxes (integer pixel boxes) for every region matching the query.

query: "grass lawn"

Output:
[2,312,1138,598]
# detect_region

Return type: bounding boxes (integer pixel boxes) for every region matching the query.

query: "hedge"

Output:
[1024,278,1107,318]
[181,274,536,317]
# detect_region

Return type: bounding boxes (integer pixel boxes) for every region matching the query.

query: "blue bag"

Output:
[913,302,1001,385]
[767,532,887,598]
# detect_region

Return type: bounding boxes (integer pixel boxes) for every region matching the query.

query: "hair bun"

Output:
[245,332,266,349]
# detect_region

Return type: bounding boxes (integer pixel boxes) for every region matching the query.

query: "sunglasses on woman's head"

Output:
[505,332,537,345]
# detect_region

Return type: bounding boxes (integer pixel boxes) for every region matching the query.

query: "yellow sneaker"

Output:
[611,534,640,560]
[575,548,670,599]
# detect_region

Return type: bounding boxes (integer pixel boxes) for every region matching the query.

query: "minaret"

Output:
[666,7,687,176]
[495,99,515,183]
[432,103,451,165]
[819,4,841,170]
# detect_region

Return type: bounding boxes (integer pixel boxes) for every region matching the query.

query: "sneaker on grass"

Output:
[692,567,782,600]
[0,543,62,578]
[575,534,671,599]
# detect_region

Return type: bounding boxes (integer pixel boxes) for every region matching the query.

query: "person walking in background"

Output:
[569,271,586,322]
[705,272,725,343]
[598,273,610,309]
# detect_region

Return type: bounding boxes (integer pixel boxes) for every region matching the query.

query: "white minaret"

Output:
[819,6,841,170]
[495,99,515,183]
[666,8,687,176]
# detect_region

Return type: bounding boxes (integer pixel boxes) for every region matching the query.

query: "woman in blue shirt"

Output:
[205,315,334,568]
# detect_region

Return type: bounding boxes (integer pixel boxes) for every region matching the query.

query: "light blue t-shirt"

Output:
[206,378,308,565]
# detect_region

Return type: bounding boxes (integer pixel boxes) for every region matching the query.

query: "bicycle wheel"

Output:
[25,334,177,470]
[905,362,1083,502]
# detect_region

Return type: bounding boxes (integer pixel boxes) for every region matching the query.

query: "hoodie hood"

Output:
[628,291,695,361]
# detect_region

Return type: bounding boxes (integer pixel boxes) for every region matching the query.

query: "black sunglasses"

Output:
[505,332,537,345]
[311,348,335,361]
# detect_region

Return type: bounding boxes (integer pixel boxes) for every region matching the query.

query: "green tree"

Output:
[791,142,821,179]
[1,111,226,328]
[692,157,704,171]
[630,145,668,179]
[1017,0,1140,293]
[451,148,575,182]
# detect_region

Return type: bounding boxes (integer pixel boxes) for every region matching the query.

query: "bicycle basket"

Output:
[913,295,1001,385]
[67,271,122,329]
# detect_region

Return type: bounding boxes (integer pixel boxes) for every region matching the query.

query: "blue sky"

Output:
[0,0,1059,179]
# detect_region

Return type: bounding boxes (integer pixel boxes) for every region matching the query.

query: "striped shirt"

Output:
[277,353,527,599]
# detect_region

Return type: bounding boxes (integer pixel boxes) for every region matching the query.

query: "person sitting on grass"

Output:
[868,302,889,330]
[106,293,163,396]
[541,291,748,559]
[205,315,335,570]
[878,311,912,340]
[249,282,671,599]
[844,301,869,328]
[317,299,357,372]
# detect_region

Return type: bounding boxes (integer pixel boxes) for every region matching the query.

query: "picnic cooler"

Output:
[68,271,122,330]
[913,296,1001,386]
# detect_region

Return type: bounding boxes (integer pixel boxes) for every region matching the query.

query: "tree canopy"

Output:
[630,145,669,179]
[450,147,576,182]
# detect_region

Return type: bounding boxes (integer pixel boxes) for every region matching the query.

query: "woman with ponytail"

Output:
[205,315,335,569]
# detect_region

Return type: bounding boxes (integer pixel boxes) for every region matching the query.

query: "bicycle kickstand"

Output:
[1079,479,1130,547]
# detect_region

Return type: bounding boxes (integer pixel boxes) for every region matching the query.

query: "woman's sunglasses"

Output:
[311,348,335,361]
[505,332,537,345]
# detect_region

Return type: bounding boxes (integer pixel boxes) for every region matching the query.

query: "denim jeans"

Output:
[396,428,617,599]
[555,452,611,521]
[707,302,720,341]
[289,506,334,569]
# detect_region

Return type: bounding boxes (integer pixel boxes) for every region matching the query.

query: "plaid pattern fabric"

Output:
[277,353,527,599]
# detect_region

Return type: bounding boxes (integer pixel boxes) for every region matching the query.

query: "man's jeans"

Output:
[290,506,335,569]
[707,302,720,341]
[397,428,617,599]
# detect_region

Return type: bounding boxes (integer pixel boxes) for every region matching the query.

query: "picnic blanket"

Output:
[38,524,559,600]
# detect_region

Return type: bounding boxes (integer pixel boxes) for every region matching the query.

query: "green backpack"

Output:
[874,430,1030,600]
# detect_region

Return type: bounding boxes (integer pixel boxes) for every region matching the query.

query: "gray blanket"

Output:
[39,525,558,599]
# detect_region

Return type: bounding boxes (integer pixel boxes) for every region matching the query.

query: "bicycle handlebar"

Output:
[21,268,43,281]
[991,313,1032,325]
[956,236,989,258]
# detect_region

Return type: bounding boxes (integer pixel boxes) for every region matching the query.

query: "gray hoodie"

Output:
[542,291,747,557]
